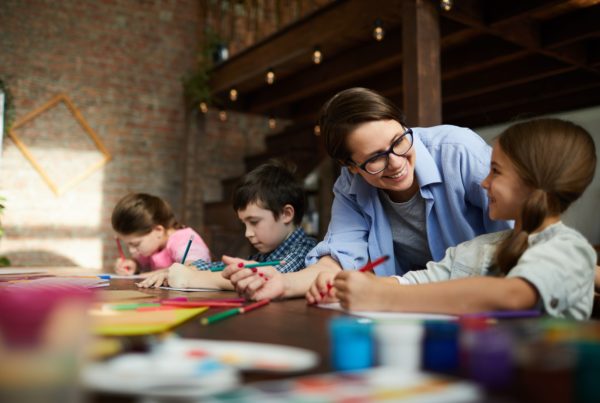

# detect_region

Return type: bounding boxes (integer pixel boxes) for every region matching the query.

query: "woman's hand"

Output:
[114,258,137,276]
[222,255,286,300]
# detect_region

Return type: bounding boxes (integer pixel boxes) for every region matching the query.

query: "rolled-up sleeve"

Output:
[507,233,596,320]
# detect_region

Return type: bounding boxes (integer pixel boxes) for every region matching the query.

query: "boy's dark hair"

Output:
[233,160,305,225]
[111,193,183,235]
[318,87,407,165]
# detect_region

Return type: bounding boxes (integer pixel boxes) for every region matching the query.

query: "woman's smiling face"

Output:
[346,119,418,202]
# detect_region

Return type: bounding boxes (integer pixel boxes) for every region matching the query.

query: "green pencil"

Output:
[244,260,281,268]
[201,307,240,325]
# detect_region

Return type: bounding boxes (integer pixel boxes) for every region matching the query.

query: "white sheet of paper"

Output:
[317,302,457,321]
[159,286,220,292]
[0,268,46,275]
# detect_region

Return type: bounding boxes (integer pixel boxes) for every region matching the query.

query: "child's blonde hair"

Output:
[111,193,183,236]
[495,118,596,273]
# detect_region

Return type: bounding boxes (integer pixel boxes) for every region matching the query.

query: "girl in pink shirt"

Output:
[111,193,211,276]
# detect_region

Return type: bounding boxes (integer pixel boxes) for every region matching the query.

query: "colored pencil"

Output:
[243,260,282,268]
[201,299,270,325]
[115,237,125,261]
[358,255,390,272]
[462,309,541,319]
[209,263,226,272]
[162,300,244,308]
[181,235,194,264]
[240,298,270,313]
[201,307,240,325]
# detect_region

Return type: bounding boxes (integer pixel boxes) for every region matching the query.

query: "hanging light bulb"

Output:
[373,19,385,41]
[268,116,277,129]
[314,125,321,136]
[229,88,238,101]
[219,110,227,122]
[266,69,275,85]
[312,47,322,64]
[199,102,208,113]
[440,0,453,11]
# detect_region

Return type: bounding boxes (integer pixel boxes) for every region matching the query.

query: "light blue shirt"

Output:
[306,125,513,276]
[402,222,596,319]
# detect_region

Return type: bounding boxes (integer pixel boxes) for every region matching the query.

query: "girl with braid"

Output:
[332,118,597,319]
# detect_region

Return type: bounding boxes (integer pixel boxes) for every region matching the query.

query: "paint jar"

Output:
[374,321,423,370]
[575,340,600,403]
[422,321,460,375]
[466,326,515,390]
[515,340,575,403]
[458,316,489,376]
[329,316,374,371]
[0,285,93,403]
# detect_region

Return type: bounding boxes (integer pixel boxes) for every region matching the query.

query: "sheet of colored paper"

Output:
[91,307,207,336]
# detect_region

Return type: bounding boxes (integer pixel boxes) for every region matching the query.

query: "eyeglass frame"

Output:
[349,128,414,175]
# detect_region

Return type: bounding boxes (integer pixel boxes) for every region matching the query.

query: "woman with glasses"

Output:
[225,87,511,302]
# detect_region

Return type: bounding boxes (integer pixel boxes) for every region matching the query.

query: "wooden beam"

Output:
[244,29,403,114]
[541,4,600,48]
[209,0,403,94]
[443,54,575,102]
[448,85,600,128]
[444,70,600,120]
[402,0,441,126]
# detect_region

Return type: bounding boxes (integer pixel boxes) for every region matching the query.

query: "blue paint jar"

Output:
[329,316,374,371]
[422,321,460,374]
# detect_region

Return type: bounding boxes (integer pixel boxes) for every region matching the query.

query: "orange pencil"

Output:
[115,237,125,261]
[240,299,270,313]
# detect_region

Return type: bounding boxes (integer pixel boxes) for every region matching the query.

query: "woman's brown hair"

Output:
[318,87,406,165]
[111,193,183,236]
[495,118,597,273]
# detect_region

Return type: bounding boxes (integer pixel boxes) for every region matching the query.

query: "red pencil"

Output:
[240,299,270,313]
[161,300,245,308]
[115,237,125,261]
[358,255,390,272]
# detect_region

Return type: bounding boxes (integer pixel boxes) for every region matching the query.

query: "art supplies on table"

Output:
[157,337,319,373]
[95,289,154,302]
[97,274,145,280]
[317,302,457,322]
[159,286,221,292]
[89,307,207,336]
[0,276,109,289]
[201,299,270,325]
[207,367,482,402]
[81,351,239,399]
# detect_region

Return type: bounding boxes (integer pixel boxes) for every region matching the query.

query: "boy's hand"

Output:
[334,270,388,311]
[136,268,169,288]
[115,258,137,276]
[306,271,337,305]
[167,263,198,288]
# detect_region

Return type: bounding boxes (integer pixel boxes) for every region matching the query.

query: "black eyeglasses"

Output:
[351,128,413,174]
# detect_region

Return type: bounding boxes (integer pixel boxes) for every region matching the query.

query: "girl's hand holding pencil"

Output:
[114,258,138,276]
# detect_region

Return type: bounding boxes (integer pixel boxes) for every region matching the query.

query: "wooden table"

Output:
[92,279,343,401]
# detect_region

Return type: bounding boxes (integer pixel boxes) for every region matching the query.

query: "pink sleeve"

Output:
[168,228,212,263]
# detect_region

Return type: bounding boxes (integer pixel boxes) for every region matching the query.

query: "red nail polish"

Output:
[238,262,244,268]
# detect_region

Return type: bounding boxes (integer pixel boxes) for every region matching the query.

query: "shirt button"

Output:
[550,298,559,309]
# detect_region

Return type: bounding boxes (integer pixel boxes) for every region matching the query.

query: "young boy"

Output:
[137,160,316,290]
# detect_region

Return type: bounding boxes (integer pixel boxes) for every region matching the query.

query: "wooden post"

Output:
[402,0,442,126]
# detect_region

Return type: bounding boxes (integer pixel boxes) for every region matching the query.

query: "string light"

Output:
[229,88,238,101]
[199,102,208,113]
[312,47,322,64]
[219,110,227,121]
[440,0,453,11]
[314,125,321,136]
[266,69,275,85]
[373,19,384,41]
[268,116,276,129]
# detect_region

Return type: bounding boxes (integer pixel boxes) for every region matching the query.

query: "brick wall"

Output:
[0,0,323,271]
[0,0,255,270]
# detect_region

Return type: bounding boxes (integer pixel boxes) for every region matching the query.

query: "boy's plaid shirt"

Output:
[191,227,317,273]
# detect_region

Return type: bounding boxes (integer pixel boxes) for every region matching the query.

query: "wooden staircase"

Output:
[204,123,323,259]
